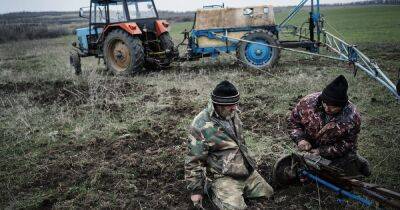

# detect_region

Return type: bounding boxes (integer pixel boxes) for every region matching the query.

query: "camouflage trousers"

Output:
[209,171,273,210]
[330,152,371,177]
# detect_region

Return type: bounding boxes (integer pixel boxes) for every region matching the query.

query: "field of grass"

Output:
[275,5,400,43]
[0,5,399,209]
[0,12,85,43]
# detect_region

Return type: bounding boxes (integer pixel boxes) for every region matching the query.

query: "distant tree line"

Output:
[159,11,195,22]
[0,11,72,19]
[0,1,397,43]
[0,23,69,43]
[0,12,81,43]
[330,0,400,5]
[158,0,400,21]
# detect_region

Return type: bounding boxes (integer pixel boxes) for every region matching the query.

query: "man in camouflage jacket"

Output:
[288,75,370,176]
[185,81,273,210]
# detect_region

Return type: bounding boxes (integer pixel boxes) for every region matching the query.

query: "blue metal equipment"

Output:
[180,4,280,68]
[300,170,373,207]
[179,0,400,99]
[273,153,400,208]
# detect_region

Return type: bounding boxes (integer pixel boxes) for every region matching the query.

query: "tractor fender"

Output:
[155,20,169,37]
[103,23,142,39]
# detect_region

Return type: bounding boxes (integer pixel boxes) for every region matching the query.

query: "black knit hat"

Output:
[321,75,349,107]
[211,80,240,105]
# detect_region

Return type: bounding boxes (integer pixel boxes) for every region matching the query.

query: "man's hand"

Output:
[191,194,203,208]
[310,149,320,155]
[297,140,312,151]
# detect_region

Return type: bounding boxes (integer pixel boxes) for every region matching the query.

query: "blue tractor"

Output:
[70,1,399,99]
[70,0,177,75]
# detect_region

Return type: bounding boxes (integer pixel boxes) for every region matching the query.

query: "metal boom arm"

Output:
[322,30,399,99]
[279,0,399,99]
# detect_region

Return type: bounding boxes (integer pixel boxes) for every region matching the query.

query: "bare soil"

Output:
[1,81,363,209]
[1,35,399,209]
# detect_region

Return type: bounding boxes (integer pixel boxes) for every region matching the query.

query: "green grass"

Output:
[0,5,399,209]
[169,21,193,41]
[275,5,400,43]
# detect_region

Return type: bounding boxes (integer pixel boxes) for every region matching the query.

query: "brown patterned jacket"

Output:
[288,92,361,159]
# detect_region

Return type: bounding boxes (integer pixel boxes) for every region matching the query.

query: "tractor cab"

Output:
[71,0,176,75]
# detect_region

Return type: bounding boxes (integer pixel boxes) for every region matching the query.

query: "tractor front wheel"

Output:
[69,51,81,75]
[236,30,280,69]
[103,29,144,75]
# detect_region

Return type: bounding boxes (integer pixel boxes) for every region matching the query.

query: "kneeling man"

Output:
[185,80,274,210]
[288,75,370,176]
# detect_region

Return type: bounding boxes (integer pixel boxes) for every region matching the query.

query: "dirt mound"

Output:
[31,84,89,105]
[0,80,74,94]
[242,112,287,138]
[16,109,191,209]
[0,80,89,106]
[0,79,157,107]
[151,88,201,118]
[1,83,356,209]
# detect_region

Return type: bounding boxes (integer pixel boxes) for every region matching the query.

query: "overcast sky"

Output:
[1,0,361,14]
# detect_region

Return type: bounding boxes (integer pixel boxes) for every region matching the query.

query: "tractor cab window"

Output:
[127,1,157,19]
[91,4,107,23]
[109,2,127,22]
[263,7,269,14]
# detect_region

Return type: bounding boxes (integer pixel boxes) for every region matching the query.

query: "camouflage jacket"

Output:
[185,102,257,195]
[288,92,361,159]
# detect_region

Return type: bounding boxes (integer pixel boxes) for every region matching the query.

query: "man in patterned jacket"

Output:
[288,75,370,176]
[185,80,274,210]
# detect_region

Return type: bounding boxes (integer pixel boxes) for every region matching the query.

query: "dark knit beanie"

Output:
[211,80,240,105]
[321,75,349,107]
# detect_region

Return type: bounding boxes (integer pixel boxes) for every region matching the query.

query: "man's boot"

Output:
[357,154,371,177]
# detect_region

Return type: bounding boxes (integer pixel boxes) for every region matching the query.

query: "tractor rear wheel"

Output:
[103,29,144,75]
[236,30,280,69]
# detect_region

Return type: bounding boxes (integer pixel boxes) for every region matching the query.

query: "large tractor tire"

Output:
[103,29,144,76]
[236,30,280,69]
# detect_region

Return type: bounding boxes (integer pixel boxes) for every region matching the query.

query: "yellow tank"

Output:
[194,5,275,48]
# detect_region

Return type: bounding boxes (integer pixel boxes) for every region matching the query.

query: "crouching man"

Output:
[288,75,370,176]
[185,80,274,210]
